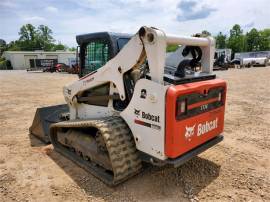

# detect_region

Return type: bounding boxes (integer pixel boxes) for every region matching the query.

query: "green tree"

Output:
[0,39,7,55]
[18,24,39,50]
[10,24,70,51]
[69,47,76,51]
[7,40,21,51]
[0,39,6,46]
[246,28,261,51]
[201,30,211,37]
[215,32,227,49]
[19,24,37,41]
[37,25,54,51]
[52,42,67,51]
[259,29,270,51]
[227,24,246,54]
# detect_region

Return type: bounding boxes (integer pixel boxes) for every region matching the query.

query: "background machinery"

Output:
[30,26,227,186]
[213,49,232,70]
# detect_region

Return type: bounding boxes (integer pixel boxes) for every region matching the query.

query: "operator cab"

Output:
[76,32,131,78]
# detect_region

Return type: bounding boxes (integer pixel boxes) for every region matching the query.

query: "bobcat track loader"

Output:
[30,26,226,186]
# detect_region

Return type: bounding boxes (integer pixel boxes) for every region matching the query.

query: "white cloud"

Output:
[45,6,58,13]
[23,16,46,22]
[177,0,217,21]
[0,1,18,8]
[64,0,270,37]
[0,0,270,46]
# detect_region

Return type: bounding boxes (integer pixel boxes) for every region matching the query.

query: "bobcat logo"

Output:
[185,125,196,139]
[134,109,140,116]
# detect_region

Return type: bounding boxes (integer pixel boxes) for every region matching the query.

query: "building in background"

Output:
[2,50,76,70]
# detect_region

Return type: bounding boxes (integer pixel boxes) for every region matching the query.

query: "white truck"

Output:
[241,57,269,67]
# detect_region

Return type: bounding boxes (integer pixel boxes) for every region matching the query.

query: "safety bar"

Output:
[166,34,210,46]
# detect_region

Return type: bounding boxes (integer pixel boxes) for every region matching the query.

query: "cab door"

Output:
[80,40,110,77]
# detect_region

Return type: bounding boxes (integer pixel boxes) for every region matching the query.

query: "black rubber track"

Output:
[49,116,142,186]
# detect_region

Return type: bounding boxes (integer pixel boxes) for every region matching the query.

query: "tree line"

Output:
[1,23,270,55]
[167,24,270,55]
[213,24,270,55]
[0,24,75,52]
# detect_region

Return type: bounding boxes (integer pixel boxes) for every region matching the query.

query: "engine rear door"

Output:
[165,79,226,158]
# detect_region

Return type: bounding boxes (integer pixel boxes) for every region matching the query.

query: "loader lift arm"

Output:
[64,26,215,113]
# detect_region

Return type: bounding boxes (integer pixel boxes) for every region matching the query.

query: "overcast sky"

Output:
[1,0,270,47]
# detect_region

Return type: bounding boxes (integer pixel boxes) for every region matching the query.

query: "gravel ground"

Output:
[0,68,269,202]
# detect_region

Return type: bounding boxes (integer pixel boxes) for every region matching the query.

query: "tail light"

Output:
[218,92,222,102]
[177,100,187,116]
[176,87,224,120]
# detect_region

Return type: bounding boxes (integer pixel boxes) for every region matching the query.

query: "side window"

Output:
[84,40,109,75]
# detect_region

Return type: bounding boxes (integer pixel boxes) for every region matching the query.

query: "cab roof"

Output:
[76,32,132,45]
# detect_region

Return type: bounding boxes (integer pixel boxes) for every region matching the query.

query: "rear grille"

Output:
[176,87,224,120]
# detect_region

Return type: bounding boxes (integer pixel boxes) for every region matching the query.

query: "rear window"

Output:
[84,40,109,75]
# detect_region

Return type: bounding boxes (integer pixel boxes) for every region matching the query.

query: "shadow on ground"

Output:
[26,71,45,73]
[41,140,221,201]
[28,133,48,147]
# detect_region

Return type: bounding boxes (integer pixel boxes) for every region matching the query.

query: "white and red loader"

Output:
[30,26,227,186]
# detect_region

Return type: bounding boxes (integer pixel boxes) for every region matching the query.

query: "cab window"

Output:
[84,40,109,75]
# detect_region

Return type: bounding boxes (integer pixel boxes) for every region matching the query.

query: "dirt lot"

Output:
[0,68,269,202]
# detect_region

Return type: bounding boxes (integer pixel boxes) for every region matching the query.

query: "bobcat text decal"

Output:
[134,109,160,123]
[184,118,218,139]
[142,112,160,123]
[197,118,218,136]
[134,109,161,130]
